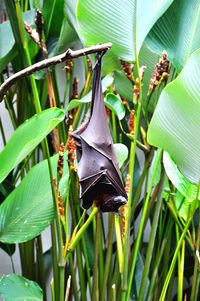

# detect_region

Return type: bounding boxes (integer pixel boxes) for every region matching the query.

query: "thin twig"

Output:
[0,42,112,102]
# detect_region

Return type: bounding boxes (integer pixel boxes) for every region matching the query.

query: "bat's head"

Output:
[82,189,127,214]
[98,194,127,214]
[81,173,127,213]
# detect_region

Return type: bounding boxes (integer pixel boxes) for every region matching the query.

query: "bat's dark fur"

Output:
[72,54,127,213]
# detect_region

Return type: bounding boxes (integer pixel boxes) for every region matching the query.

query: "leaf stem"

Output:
[178,237,185,301]
[115,215,124,274]
[100,213,115,301]
[92,210,101,301]
[69,256,79,301]
[36,236,47,301]
[138,166,165,301]
[159,217,193,301]
[50,222,59,301]
[121,1,143,296]
[125,149,162,301]
[112,284,117,301]
[0,117,6,146]
[131,147,154,218]
[190,184,200,301]
[76,244,87,301]
[66,206,98,260]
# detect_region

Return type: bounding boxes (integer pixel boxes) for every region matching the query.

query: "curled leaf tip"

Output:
[72,53,127,213]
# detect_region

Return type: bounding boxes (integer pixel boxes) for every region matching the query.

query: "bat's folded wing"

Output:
[75,138,127,212]
[72,54,127,213]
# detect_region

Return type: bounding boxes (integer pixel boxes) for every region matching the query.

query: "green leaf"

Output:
[113,144,129,169]
[163,152,199,201]
[147,49,200,184]
[174,191,190,221]
[114,71,133,102]
[102,52,121,74]
[0,154,69,243]
[0,10,35,72]
[150,150,162,186]
[64,0,78,34]
[64,0,121,75]
[66,74,114,111]
[76,0,173,61]
[0,108,65,184]
[42,0,64,37]
[0,274,43,301]
[146,0,200,72]
[105,93,125,120]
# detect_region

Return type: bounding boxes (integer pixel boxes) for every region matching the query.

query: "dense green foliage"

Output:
[0,0,199,301]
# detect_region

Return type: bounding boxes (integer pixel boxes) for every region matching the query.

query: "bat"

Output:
[72,52,127,213]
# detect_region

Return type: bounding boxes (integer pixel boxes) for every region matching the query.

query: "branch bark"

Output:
[0,42,112,102]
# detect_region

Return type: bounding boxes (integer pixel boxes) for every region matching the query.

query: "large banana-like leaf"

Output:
[147,49,200,184]
[76,0,173,61]
[0,108,65,183]
[163,152,199,201]
[147,0,200,72]
[0,274,43,301]
[0,154,69,243]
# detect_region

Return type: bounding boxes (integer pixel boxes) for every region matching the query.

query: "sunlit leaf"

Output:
[147,0,200,72]
[163,152,199,201]
[64,0,78,34]
[174,191,190,221]
[150,150,162,186]
[147,49,200,184]
[0,274,43,301]
[0,154,69,243]
[105,93,125,120]
[76,0,173,61]
[0,108,65,184]
[114,143,129,169]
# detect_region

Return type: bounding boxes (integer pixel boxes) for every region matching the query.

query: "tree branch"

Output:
[0,42,112,102]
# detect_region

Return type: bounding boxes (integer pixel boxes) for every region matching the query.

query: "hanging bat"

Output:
[72,53,127,213]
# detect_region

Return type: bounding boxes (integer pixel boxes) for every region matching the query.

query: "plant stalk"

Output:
[138,167,165,301]
[92,210,101,301]
[159,217,193,301]
[125,149,162,301]
[100,214,115,301]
